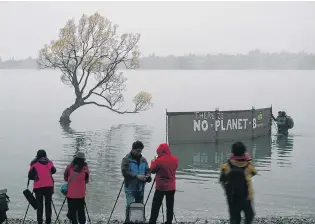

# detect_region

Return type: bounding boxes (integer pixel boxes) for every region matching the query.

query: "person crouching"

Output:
[28,149,56,224]
[64,152,90,224]
[219,142,257,224]
[149,143,178,224]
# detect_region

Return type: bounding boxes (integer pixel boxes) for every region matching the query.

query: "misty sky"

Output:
[0,1,315,60]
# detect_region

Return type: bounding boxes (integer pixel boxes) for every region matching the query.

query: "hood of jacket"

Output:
[126,152,147,163]
[71,162,87,173]
[30,157,50,166]
[229,153,252,168]
[156,143,171,157]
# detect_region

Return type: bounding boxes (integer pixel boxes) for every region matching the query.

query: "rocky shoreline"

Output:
[7,216,315,224]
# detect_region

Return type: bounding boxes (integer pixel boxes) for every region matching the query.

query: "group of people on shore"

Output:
[121,141,178,224]
[27,150,89,224]
[27,140,257,224]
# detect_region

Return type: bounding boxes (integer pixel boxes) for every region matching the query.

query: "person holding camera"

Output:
[148,143,178,224]
[121,141,151,221]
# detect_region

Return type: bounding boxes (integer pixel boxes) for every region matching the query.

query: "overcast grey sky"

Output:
[0,1,314,60]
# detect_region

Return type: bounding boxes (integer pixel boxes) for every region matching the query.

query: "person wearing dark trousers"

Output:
[64,152,90,224]
[150,190,175,223]
[34,188,53,224]
[66,198,86,224]
[149,143,178,224]
[219,142,257,224]
[28,149,56,224]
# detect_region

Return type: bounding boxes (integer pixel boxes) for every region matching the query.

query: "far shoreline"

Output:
[0,68,314,71]
[1,50,315,70]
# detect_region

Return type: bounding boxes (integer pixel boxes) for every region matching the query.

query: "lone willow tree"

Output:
[38,12,153,125]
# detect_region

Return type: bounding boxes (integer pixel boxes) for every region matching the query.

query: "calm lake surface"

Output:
[0,69,315,222]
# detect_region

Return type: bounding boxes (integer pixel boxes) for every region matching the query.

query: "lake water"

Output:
[0,69,315,222]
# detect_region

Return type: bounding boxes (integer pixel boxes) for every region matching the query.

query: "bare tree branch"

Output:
[83,101,136,114]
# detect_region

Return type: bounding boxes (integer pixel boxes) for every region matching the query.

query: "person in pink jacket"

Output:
[64,152,90,224]
[28,149,56,224]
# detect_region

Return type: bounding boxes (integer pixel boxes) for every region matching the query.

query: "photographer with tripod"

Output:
[148,143,178,224]
[121,141,151,222]
[63,152,90,224]
[28,149,56,224]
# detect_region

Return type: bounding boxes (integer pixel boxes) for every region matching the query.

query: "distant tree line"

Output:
[0,56,38,69]
[1,49,315,70]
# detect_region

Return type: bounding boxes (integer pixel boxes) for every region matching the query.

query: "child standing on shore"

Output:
[219,142,257,224]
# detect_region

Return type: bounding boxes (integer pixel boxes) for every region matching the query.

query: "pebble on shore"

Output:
[7,216,315,224]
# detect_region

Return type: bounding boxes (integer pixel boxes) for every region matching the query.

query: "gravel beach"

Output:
[7,216,315,224]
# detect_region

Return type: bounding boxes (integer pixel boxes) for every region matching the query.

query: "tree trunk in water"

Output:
[59,103,81,125]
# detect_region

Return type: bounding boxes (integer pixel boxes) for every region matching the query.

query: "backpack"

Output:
[226,160,249,202]
[126,203,145,223]
[286,116,294,129]
[125,183,146,223]
[23,180,37,210]
[0,189,10,224]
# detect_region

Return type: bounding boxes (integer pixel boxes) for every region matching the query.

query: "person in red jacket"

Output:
[148,143,178,224]
[64,152,90,224]
[28,149,56,224]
